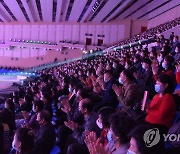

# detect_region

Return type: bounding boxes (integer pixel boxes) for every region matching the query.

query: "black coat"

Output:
[102,78,118,108]
[33,123,56,154]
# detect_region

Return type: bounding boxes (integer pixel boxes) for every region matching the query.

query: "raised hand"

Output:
[21,111,30,120]
[112,84,122,96]
[175,61,180,72]
[64,120,78,130]
[85,136,107,154]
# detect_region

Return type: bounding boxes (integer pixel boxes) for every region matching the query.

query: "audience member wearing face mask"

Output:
[96,107,116,147]
[146,74,176,130]
[2,98,16,136]
[136,58,155,99]
[173,44,180,64]
[32,110,56,154]
[21,100,43,131]
[64,98,100,154]
[112,69,143,110]
[1,18,180,154]
[12,128,34,154]
[153,56,175,81]
[105,112,135,154]
[102,70,119,108]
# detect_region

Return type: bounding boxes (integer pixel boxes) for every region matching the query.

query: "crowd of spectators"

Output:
[112,17,180,47]
[0,19,180,154]
[0,67,24,72]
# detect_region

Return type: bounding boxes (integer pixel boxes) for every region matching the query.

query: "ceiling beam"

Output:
[55,0,63,22]
[147,0,180,20]
[30,0,40,21]
[93,0,120,22]
[120,0,149,19]
[40,0,53,22]
[0,13,6,22]
[3,0,26,21]
[68,0,86,21]
[139,0,172,19]
[0,7,11,22]
[21,0,36,22]
[105,0,132,22]
[60,0,70,21]
[129,0,169,19]
[80,0,97,22]
[0,2,13,21]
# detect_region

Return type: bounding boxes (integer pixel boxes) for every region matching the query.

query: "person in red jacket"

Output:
[175,61,180,96]
[153,56,175,81]
[176,61,180,84]
[146,74,176,129]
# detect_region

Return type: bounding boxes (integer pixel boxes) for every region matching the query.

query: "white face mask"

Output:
[4,103,8,109]
[142,64,146,70]
[68,87,72,93]
[104,77,108,83]
[157,57,163,63]
[96,119,103,129]
[125,65,129,69]
[162,62,168,69]
[107,130,114,144]
[175,48,179,53]
[112,64,116,68]
[12,140,20,152]
[32,105,37,113]
[127,150,137,154]
[119,77,123,84]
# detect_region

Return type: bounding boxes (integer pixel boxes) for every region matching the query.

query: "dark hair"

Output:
[42,93,51,102]
[174,35,179,40]
[78,88,89,99]
[33,100,44,111]
[134,54,141,61]
[122,69,135,81]
[128,125,163,154]
[159,51,166,58]
[176,43,180,50]
[86,68,92,74]
[98,107,116,128]
[104,70,113,76]
[109,112,135,144]
[39,110,52,122]
[113,60,119,64]
[74,84,83,92]
[15,128,34,153]
[164,56,174,69]
[69,79,77,88]
[150,50,157,58]
[5,98,14,113]
[163,45,171,54]
[126,60,132,67]
[142,58,152,66]
[91,69,96,76]
[157,74,175,94]
[81,98,93,112]
[24,95,32,103]
[161,35,164,39]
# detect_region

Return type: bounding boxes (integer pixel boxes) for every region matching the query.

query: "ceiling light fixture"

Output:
[92,0,101,12]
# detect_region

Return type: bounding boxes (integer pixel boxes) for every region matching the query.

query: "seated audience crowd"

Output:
[0,20,180,154]
[113,17,180,47]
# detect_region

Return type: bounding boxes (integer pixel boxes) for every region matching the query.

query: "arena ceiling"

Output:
[0,0,179,23]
